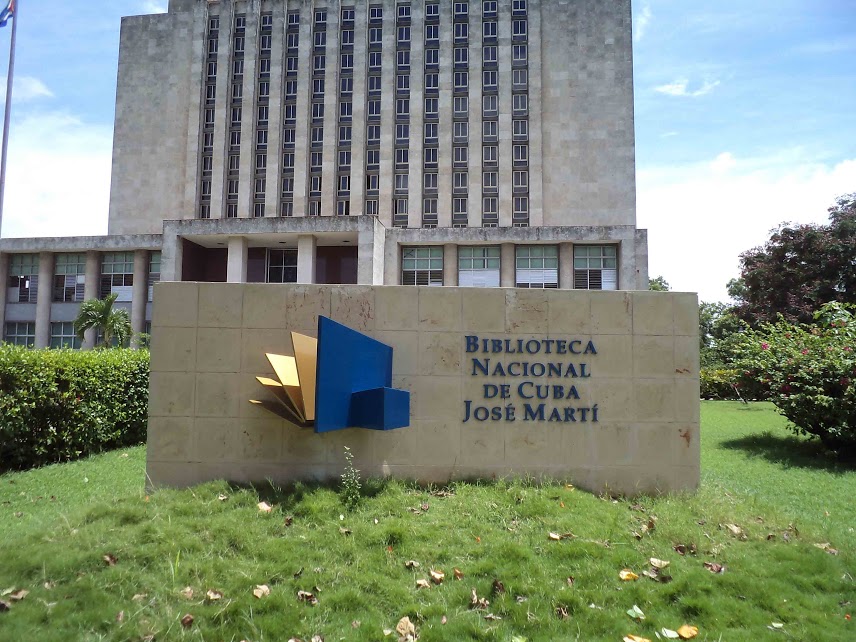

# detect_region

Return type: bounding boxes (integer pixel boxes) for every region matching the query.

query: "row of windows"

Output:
[2,321,155,350]
[402,245,617,289]
[5,253,161,304]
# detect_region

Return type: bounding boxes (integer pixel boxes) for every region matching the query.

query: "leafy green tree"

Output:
[648,275,670,291]
[73,294,132,349]
[735,193,856,326]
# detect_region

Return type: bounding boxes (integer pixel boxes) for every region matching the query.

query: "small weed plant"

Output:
[340,446,362,510]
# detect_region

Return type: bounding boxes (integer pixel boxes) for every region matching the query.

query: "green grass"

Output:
[1,401,853,641]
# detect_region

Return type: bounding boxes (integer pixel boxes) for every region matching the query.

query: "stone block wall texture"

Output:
[147,283,700,495]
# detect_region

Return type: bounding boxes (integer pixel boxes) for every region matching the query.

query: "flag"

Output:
[0,1,14,28]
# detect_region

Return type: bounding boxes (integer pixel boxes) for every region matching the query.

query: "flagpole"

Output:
[0,0,17,237]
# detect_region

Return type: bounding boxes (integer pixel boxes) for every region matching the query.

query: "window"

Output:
[313,78,325,96]
[283,127,296,147]
[454,95,468,115]
[395,148,409,167]
[453,145,468,165]
[483,70,498,90]
[50,322,81,349]
[258,79,271,98]
[483,45,498,64]
[513,196,529,224]
[393,198,409,227]
[396,123,410,143]
[513,68,528,87]
[454,2,469,16]
[230,130,241,147]
[574,245,618,290]
[231,106,242,125]
[513,44,528,63]
[424,97,438,116]
[425,3,439,18]
[454,71,468,91]
[338,174,351,195]
[483,1,497,15]
[313,102,325,120]
[338,149,352,168]
[423,146,438,166]
[282,176,295,194]
[459,246,500,287]
[8,253,39,303]
[454,121,468,142]
[397,25,411,44]
[423,198,438,225]
[424,48,439,66]
[314,54,326,72]
[369,27,383,45]
[396,97,410,117]
[257,105,269,124]
[368,75,383,94]
[341,53,354,70]
[311,126,324,146]
[341,8,355,22]
[281,201,294,217]
[314,31,327,48]
[369,51,382,69]
[512,0,527,14]
[365,199,379,216]
[100,252,135,301]
[310,175,322,195]
[483,20,497,38]
[513,144,528,164]
[453,197,468,224]
[254,178,266,198]
[513,92,528,113]
[516,246,558,288]
[287,34,299,50]
[483,94,498,116]
[283,152,296,169]
[454,22,468,41]
[310,151,323,170]
[288,13,300,27]
[365,173,380,191]
[4,322,35,347]
[424,73,439,90]
[340,101,353,119]
[423,172,438,190]
[425,123,438,143]
[454,47,468,66]
[402,246,443,286]
[339,125,352,144]
[513,118,528,140]
[341,29,354,45]
[397,50,411,70]
[256,129,268,148]
[398,4,411,19]
[148,251,161,301]
[482,120,497,140]
[483,145,498,166]
[483,171,498,192]
[425,24,439,42]
[397,74,410,92]
[337,200,351,216]
[394,173,409,192]
[366,149,380,167]
[482,196,498,224]
[267,249,298,283]
[513,19,528,39]
[50,253,86,302]
[453,170,468,192]
[369,6,383,21]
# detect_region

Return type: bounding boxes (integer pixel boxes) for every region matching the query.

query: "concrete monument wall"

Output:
[147,283,700,495]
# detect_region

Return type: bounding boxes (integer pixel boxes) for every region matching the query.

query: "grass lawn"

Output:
[0,401,853,641]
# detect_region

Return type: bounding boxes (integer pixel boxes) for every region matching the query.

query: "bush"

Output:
[732,302,856,457]
[0,346,149,471]
[700,368,741,400]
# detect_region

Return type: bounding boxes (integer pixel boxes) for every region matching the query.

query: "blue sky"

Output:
[0,0,854,302]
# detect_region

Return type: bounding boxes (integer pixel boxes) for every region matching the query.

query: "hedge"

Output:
[0,345,149,472]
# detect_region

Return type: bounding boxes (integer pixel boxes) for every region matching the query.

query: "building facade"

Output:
[0,0,647,347]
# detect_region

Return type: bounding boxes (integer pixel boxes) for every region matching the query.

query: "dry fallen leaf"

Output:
[103,554,118,566]
[677,624,699,639]
[116,611,125,623]
[311,636,324,642]
[205,589,224,602]
[660,628,680,639]
[415,579,431,589]
[724,523,742,536]
[132,593,147,602]
[351,620,361,628]
[441,615,447,624]
[703,562,725,574]
[626,604,646,621]
[0,600,9,612]
[814,542,839,555]
[453,568,464,580]
[180,614,194,628]
[484,613,502,621]
[253,584,271,599]
[404,560,420,569]
[430,569,445,584]
[339,527,352,535]
[258,501,273,513]
[9,590,28,602]
[395,616,416,638]
[650,558,670,569]
[0,588,13,597]
[556,605,570,619]
[566,576,575,587]
[492,579,505,594]
[623,636,652,642]
[297,590,318,606]
[642,568,673,583]
[673,543,697,556]
[180,586,194,600]
[619,569,639,581]
[549,532,562,541]
[217,493,228,501]
[284,515,294,527]
[470,588,490,610]
[43,582,56,590]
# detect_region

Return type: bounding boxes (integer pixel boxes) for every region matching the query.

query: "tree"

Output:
[698,301,744,367]
[648,275,670,291]
[74,294,132,349]
[734,193,856,326]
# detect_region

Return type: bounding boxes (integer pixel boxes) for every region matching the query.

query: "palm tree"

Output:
[74,293,132,349]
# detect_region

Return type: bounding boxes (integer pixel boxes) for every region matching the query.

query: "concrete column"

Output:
[131,250,149,345]
[443,243,457,286]
[349,2,368,214]
[227,236,249,283]
[500,242,515,287]
[497,4,513,227]
[291,3,313,216]
[528,0,544,227]
[320,2,341,218]
[406,0,425,227]
[180,0,208,221]
[297,234,317,284]
[209,1,234,218]
[376,0,397,226]
[0,252,8,329]
[436,0,453,228]
[83,251,100,349]
[559,242,574,290]
[160,230,183,282]
[34,253,54,348]
[237,2,261,219]
[467,0,483,228]
[357,221,385,285]
[263,0,286,216]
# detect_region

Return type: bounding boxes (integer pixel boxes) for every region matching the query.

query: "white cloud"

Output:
[637,151,856,303]
[0,76,53,103]
[139,1,167,14]
[654,78,720,97]
[1,111,112,238]
[634,2,652,43]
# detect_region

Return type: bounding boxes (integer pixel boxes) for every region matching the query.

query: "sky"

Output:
[0,0,854,302]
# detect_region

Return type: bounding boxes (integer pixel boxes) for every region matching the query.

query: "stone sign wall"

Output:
[147,283,700,494]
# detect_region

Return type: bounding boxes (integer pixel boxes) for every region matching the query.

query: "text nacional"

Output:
[463,335,600,425]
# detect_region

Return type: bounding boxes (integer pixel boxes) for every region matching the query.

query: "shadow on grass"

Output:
[720,431,856,474]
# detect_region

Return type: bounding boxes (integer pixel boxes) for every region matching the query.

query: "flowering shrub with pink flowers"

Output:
[732,302,856,457]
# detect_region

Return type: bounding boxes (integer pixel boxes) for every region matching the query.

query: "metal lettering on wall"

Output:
[462,336,600,424]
